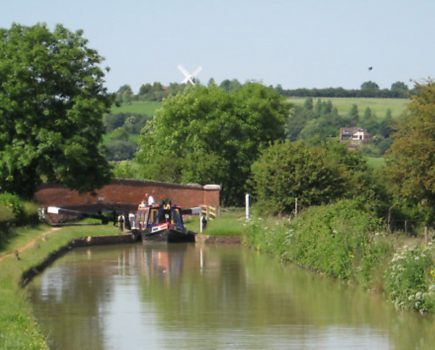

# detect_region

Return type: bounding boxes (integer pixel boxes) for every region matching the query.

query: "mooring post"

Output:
[245,193,250,221]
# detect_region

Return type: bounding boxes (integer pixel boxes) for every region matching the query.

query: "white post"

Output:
[245,193,250,221]
[200,214,203,233]
[295,197,298,216]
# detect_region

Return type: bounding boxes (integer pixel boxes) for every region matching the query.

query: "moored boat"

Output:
[132,202,195,243]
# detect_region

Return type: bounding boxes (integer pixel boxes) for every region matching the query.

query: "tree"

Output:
[250,141,345,213]
[135,83,289,205]
[390,81,409,98]
[347,104,359,126]
[361,81,380,92]
[0,23,112,197]
[116,84,133,103]
[384,81,435,226]
[251,140,386,215]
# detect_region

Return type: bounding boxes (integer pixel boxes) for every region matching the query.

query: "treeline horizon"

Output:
[115,79,411,103]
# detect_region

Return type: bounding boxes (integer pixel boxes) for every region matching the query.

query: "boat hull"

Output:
[141,228,195,243]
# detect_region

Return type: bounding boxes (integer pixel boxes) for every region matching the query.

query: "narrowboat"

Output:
[132,202,196,243]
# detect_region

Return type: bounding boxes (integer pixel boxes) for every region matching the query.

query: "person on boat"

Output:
[163,201,172,222]
[148,194,155,205]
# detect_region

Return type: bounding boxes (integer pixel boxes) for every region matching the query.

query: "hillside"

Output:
[288,97,408,119]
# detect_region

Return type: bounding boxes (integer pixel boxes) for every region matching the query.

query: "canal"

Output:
[27,243,434,349]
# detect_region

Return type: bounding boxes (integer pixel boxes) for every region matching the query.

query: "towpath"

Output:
[0,227,61,263]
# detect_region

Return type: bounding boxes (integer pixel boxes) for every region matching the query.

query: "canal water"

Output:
[27,243,434,350]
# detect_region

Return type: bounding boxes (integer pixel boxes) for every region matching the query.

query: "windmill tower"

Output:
[177,64,202,85]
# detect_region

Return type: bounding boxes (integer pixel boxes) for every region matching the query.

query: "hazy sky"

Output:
[2,0,434,92]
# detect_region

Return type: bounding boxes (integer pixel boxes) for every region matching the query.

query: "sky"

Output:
[2,0,434,93]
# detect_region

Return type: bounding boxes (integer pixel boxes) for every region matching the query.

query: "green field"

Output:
[111,101,161,115]
[288,97,409,119]
[111,98,408,121]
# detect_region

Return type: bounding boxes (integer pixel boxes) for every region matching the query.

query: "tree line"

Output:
[116,79,411,103]
[278,81,411,98]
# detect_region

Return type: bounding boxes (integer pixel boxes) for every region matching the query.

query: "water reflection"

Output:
[28,243,434,350]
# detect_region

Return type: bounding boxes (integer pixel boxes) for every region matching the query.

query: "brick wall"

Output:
[34,179,220,211]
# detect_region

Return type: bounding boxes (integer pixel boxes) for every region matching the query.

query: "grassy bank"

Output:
[184,208,247,236]
[245,200,434,314]
[0,224,118,349]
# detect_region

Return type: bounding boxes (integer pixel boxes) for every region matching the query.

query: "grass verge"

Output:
[184,208,248,236]
[0,224,118,349]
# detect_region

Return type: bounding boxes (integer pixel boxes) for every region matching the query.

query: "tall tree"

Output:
[390,81,409,98]
[384,81,435,226]
[0,23,112,197]
[135,83,289,205]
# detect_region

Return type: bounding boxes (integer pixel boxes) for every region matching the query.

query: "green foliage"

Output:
[0,193,24,221]
[136,83,290,205]
[111,160,144,179]
[384,245,434,313]
[286,97,397,156]
[246,200,387,281]
[245,216,290,258]
[0,23,112,197]
[102,140,137,161]
[358,233,393,288]
[384,81,435,225]
[282,81,410,98]
[0,204,14,222]
[287,200,382,279]
[111,100,161,115]
[251,141,386,215]
[251,141,345,213]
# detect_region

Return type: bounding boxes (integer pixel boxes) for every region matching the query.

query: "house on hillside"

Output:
[339,127,370,146]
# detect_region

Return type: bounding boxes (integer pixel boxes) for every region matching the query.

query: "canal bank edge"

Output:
[20,233,242,287]
[20,234,137,287]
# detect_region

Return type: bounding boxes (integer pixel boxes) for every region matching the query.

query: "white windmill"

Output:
[177,64,202,85]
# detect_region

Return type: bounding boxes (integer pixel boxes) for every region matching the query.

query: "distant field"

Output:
[111,97,408,120]
[288,97,408,119]
[111,101,161,115]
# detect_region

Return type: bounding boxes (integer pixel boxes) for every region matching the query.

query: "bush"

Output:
[0,193,24,222]
[384,245,434,313]
[246,216,290,259]
[287,200,381,279]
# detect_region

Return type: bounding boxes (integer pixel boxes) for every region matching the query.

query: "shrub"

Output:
[287,200,381,279]
[358,232,393,289]
[246,216,290,259]
[0,193,24,222]
[384,245,434,313]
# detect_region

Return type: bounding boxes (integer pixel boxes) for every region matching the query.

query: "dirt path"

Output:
[0,227,61,263]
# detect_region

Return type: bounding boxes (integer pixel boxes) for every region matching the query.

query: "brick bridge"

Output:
[34,179,220,215]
